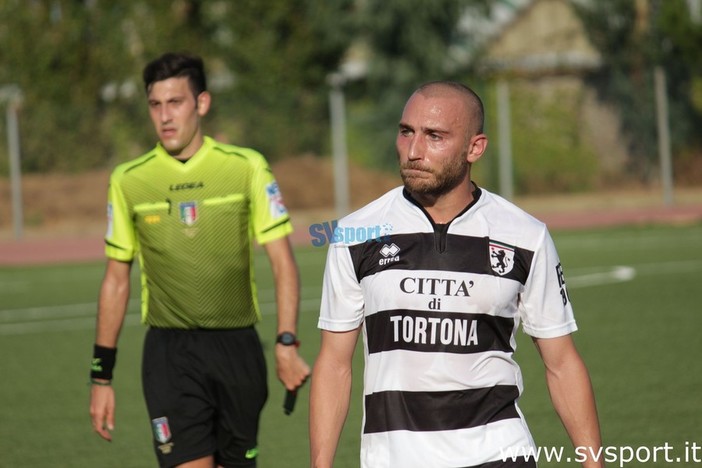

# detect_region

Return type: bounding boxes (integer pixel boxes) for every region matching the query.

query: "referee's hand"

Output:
[90,383,116,441]
[275,344,311,393]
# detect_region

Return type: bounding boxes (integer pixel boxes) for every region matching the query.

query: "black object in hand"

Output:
[283,389,297,415]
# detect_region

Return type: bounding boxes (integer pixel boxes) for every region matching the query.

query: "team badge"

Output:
[489,240,515,275]
[266,181,288,218]
[179,201,198,226]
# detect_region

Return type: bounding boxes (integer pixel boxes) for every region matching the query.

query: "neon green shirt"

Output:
[105,136,292,328]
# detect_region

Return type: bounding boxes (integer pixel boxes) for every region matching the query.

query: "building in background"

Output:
[479,0,631,190]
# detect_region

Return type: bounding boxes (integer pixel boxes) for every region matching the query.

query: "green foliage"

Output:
[0,0,354,172]
[3,0,700,192]
[205,0,356,159]
[573,0,702,182]
[509,84,599,194]
[351,0,491,170]
[0,2,123,170]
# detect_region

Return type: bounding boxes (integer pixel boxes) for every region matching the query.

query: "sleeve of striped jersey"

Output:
[249,155,293,245]
[104,171,137,261]
[318,244,365,331]
[518,227,578,338]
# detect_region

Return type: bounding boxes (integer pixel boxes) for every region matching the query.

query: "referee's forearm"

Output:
[266,237,301,334]
[274,270,300,334]
[95,260,132,347]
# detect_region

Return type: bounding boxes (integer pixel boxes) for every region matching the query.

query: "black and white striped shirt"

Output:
[319,185,577,468]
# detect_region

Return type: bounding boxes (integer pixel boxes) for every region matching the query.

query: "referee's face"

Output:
[147,77,211,160]
[396,91,473,198]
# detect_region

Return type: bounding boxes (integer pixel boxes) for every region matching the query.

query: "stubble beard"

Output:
[399,152,470,197]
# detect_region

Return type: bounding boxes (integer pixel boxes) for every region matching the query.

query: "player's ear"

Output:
[466,133,488,164]
[196,91,212,116]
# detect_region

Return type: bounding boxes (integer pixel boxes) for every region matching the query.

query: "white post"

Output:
[496,79,514,201]
[328,73,350,218]
[654,66,674,206]
[2,85,23,239]
[687,0,701,23]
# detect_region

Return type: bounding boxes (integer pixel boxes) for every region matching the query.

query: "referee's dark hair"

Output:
[143,52,207,98]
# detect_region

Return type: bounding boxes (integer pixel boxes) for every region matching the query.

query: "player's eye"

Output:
[398,126,413,137]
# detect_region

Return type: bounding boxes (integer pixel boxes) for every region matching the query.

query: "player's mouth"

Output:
[401,165,433,178]
[161,127,177,138]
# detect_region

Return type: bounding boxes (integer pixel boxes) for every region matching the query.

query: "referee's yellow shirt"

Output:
[105,136,293,329]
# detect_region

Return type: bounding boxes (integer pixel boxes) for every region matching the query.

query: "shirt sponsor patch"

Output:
[266,181,288,218]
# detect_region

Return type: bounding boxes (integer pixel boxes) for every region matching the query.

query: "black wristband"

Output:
[90,344,117,381]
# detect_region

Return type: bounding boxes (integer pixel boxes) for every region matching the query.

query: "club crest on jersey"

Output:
[379,243,401,266]
[179,201,198,226]
[489,240,515,275]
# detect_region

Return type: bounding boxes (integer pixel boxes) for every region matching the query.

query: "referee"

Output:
[88,52,310,467]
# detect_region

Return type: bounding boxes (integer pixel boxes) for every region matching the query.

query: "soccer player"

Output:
[88,52,310,468]
[309,81,603,467]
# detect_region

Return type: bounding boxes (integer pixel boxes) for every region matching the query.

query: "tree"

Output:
[1,1,127,171]
[573,0,702,182]
[351,0,492,169]
[0,0,355,172]
[211,0,356,159]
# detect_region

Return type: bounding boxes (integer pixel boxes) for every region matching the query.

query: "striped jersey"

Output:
[318,185,577,468]
[105,136,292,329]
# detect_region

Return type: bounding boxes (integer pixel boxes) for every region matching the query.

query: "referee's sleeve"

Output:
[104,170,136,262]
[249,155,293,245]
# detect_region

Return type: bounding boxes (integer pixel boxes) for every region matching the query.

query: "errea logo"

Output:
[380,243,400,257]
[379,243,401,266]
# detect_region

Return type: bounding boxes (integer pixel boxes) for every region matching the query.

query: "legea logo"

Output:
[309,220,393,247]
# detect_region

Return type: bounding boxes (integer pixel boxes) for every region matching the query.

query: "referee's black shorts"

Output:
[142,327,268,468]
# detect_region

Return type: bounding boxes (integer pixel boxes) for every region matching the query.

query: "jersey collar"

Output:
[402,182,483,228]
[154,136,215,169]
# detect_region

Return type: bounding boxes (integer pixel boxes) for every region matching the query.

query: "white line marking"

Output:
[3,259,701,335]
[567,266,636,288]
[0,297,321,336]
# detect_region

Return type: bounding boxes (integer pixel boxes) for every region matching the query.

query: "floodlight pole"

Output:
[2,85,23,239]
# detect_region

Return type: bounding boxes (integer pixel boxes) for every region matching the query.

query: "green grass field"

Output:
[1,222,701,467]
